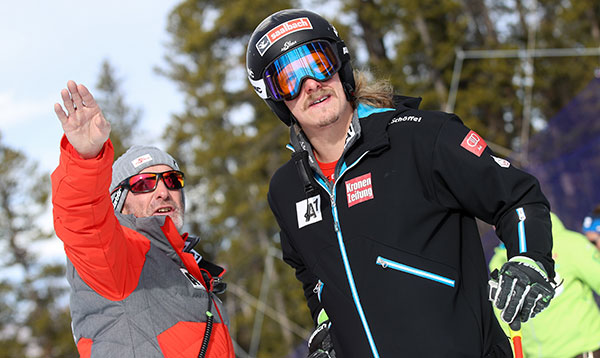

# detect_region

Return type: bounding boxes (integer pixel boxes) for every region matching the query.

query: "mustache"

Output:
[305,89,334,108]
[150,198,180,212]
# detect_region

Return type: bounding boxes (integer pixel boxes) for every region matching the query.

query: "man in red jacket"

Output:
[52,80,234,358]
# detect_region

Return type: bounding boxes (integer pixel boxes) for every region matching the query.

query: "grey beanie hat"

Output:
[110,145,182,213]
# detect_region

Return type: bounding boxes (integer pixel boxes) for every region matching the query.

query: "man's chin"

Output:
[151,213,183,229]
[169,214,184,232]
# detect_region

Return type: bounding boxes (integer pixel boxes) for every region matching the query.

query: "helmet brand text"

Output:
[257,17,313,56]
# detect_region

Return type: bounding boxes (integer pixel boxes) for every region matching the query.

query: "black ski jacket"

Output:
[267,97,554,358]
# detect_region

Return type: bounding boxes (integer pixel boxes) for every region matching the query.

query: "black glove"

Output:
[489,256,555,329]
[307,320,336,358]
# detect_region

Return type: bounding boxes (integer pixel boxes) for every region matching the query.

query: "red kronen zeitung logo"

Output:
[345,173,374,208]
[256,17,313,56]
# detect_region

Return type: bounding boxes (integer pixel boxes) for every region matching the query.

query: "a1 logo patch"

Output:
[345,173,374,207]
[296,195,322,229]
[180,268,205,290]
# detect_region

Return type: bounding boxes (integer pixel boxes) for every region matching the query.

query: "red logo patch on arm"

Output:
[460,130,487,157]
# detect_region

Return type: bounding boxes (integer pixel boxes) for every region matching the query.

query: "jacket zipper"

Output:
[314,280,324,302]
[315,150,381,358]
[516,207,527,253]
[375,256,455,287]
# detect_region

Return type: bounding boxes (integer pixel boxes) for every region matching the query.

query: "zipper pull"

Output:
[313,280,324,302]
[313,280,322,294]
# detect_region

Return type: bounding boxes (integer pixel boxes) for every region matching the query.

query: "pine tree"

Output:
[0,133,77,357]
[95,59,142,159]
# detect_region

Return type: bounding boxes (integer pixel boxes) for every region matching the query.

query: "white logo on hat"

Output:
[281,40,297,52]
[132,154,153,168]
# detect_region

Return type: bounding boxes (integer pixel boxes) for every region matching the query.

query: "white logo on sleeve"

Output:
[296,195,322,229]
[491,155,511,168]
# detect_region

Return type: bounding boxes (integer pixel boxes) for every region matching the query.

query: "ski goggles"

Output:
[263,40,341,101]
[113,170,185,194]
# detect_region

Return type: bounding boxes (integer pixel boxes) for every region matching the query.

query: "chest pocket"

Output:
[375,255,455,287]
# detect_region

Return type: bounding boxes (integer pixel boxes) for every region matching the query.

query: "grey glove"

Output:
[307,320,336,358]
[489,255,555,329]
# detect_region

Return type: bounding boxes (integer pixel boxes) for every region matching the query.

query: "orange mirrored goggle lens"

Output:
[263,41,340,101]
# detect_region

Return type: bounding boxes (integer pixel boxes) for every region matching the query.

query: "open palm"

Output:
[54,80,111,159]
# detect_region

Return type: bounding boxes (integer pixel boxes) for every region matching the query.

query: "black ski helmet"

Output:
[246,9,355,126]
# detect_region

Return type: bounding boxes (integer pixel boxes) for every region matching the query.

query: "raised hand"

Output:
[54,80,111,159]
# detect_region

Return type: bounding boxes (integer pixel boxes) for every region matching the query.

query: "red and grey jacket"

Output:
[52,137,234,358]
[267,97,554,358]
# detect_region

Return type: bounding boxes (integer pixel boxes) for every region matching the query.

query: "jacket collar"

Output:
[287,95,422,174]
[117,213,226,287]
[117,214,183,260]
[343,95,422,163]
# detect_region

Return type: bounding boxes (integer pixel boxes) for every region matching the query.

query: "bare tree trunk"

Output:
[0,186,31,272]
[587,9,600,41]
[270,263,294,345]
[461,0,499,45]
[355,0,391,68]
[413,10,448,106]
[474,0,498,44]
[515,0,529,41]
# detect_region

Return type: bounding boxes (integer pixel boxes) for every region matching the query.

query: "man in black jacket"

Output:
[246,9,556,358]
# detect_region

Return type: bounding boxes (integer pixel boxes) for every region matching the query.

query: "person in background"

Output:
[582,204,600,250]
[52,80,234,358]
[246,8,556,358]
[490,212,600,358]
[582,204,600,310]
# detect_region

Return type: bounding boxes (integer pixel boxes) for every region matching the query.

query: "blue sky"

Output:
[0,1,183,173]
[0,1,346,173]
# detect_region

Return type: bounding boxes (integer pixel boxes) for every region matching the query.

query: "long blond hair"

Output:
[352,69,395,109]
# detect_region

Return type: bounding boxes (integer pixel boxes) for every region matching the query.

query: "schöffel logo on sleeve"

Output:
[345,173,374,208]
[256,17,313,56]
